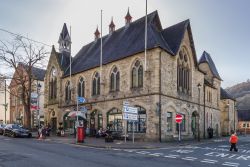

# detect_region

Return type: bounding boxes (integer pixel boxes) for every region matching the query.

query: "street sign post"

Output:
[123,105,138,143]
[76,96,85,143]
[176,114,183,142]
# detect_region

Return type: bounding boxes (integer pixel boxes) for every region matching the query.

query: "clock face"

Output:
[52,68,57,76]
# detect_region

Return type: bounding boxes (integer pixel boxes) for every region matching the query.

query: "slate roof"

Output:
[18,63,46,81]
[56,51,71,73]
[238,109,250,121]
[58,23,70,42]
[32,66,46,81]
[199,51,222,81]
[61,11,194,76]
[220,87,235,100]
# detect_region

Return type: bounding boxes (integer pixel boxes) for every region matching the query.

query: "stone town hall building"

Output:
[44,10,236,141]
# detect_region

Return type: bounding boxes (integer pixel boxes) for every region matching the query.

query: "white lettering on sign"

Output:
[123,106,138,114]
[123,113,138,121]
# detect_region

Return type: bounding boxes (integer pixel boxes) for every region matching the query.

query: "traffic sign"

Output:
[78,97,85,103]
[175,114,183,123]
[123,106,138,114]
[123,113,138,121]
[79,106,87,113]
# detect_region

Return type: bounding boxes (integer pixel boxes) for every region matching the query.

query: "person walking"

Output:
[229,131,238,152]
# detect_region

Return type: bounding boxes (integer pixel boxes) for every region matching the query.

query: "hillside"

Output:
[226,80,250,110]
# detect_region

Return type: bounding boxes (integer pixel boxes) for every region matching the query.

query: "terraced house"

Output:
[44,10,236,141]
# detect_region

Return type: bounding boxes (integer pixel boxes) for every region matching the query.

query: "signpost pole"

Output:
[124,120,127,143]
[76,95,79,143]
[178,122,181,142]
[132,121,135,144]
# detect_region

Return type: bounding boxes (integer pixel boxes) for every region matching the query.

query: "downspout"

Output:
[203,84,206,139]
[159,51,162,142]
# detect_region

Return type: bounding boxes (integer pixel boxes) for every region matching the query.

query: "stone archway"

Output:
[191,111,199,139]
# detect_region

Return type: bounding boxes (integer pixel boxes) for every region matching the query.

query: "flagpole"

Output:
[69,26,72,88]
[100,10,103,83]
[145,0,148,71]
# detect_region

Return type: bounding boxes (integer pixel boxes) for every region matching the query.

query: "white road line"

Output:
[136,151,151,155]
[149,153,164,157]
[222,162,239,167]
[164,154,179,159]
[181,157,197,161]
[123,150,134,152]
[200,159,218,164]
[113,148,121,151]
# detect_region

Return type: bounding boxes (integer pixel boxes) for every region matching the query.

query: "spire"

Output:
[109,17,115,34]
[51,45,56,53]
[94,26,100,41]
[125,7,132,26]
[58,23,71,53]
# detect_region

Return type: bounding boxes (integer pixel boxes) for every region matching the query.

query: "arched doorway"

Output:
[107,108,122,132]
[191,111,199,139]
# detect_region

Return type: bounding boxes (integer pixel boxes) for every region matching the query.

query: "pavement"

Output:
[31,132,230,149]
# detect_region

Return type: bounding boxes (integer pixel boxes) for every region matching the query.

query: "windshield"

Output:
[12,124,22,129]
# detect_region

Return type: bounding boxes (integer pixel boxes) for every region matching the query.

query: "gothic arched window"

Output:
[65,81,71,102]
[78,77,85,97]
[177,48,191,95]
[132,60,143,88]
[110,67,120,91]
[92,72,100,96]
[49,67,57,99]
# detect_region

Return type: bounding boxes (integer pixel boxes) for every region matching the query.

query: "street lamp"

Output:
[227,101,230,135]
[197,83,201,142]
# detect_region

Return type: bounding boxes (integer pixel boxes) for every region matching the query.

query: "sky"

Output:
[0,0,250,88]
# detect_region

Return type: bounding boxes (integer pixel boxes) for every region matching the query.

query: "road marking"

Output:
[222,162,239,167]
[200,159,218,164]
[136,151,150,155]
[219,145,229,148]
[164,154,179,158]
[123,150,135,153]
[112,148,121,151]
[181,157,197,161]
[149,153,164,157]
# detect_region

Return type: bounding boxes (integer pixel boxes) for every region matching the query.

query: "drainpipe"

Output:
[159,51,162,142]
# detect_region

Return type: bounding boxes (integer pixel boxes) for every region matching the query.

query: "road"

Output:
[0,135,250,167]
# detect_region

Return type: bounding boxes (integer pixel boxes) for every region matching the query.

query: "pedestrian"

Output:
[229,131,238,152]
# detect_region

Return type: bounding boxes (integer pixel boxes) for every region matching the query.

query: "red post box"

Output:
[77,127,85,143]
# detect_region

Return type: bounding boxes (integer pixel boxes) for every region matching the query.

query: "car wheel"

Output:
[28,133,32,138]
[11,132,16,138]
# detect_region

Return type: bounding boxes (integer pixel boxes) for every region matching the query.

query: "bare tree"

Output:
[0,36,48,129]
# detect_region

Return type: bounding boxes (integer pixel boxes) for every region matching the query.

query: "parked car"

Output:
[0,124,6,135]
[3,124,32,138]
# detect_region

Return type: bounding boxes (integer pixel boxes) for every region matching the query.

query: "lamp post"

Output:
[227,101,230,135]
[197,83,201,142]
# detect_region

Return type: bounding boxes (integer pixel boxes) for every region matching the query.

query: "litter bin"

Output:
[77,127,85,143]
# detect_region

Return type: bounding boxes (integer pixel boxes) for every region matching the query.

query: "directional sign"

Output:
[123,106,138,114]
[176,114,183,123]
[77,97,85,104]
[123,113,138,121]
[79,106,87,113]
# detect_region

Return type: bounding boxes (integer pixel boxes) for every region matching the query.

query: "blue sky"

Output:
[0,0,249,88]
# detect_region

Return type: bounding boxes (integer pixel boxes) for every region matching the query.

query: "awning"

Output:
[68,111,86,119]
